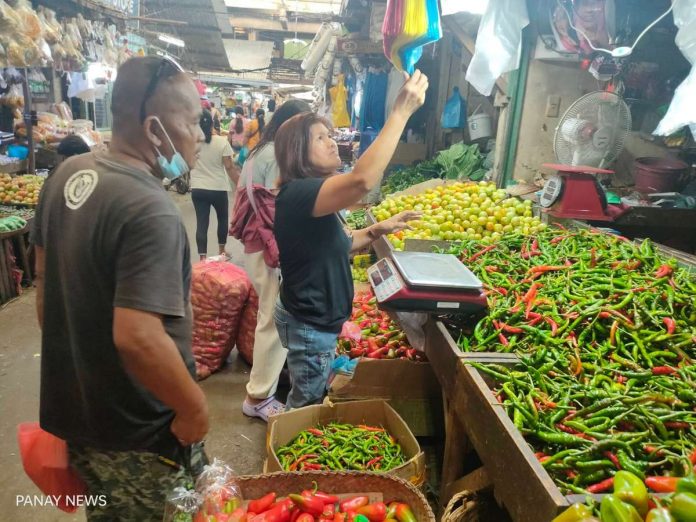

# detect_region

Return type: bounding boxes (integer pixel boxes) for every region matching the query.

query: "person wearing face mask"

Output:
[273,71,428,409]
[30,56,209,520]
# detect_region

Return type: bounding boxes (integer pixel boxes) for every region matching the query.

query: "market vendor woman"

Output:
[273,70,428,409]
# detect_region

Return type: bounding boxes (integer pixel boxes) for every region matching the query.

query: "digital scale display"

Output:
[367,253,488,314]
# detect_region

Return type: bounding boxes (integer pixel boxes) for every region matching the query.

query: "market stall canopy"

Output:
[139,0,232,71]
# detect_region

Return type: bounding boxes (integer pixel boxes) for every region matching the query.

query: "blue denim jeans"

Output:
[274,299,338,410]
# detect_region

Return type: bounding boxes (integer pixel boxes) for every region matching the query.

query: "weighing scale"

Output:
[367,251,488,314]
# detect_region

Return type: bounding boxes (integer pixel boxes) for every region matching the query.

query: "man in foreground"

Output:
[32,56,209,520]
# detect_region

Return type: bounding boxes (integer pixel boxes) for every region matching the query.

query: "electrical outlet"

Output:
[546,95,561,117]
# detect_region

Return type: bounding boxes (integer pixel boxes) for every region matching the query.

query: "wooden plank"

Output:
[439,394,470,513]
[12,230,32,285]
[447,466,492,498]
[452,363,569,521]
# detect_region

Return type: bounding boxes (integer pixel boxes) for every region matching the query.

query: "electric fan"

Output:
[540,91,631,221]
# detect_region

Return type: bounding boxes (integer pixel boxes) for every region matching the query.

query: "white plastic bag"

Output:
[653,0,696,137]
[465,0,529,96]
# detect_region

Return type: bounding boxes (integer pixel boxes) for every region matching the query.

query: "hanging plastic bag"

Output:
[396,0,442,74]
[465,0,529,96]
[388,0,427,71]
[654,0,696,136]
[440,87,467,129]
[16,423,87,513]
[382,0,405,64]
[329,73,351,128]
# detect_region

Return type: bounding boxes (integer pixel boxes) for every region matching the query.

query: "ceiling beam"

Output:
[229,15,322,33]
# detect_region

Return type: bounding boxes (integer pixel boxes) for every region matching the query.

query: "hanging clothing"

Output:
[359,71,388,132]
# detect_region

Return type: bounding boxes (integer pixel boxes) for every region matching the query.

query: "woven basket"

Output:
[236,471,435,521]
[442,490,511,522]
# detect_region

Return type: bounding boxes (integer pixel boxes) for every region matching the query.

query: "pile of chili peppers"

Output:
[336,292,426,361]
[223,487,418,522]
[445,228,696,495]
[276,423,406,473]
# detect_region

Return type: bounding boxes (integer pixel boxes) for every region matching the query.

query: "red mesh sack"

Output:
[191,261,252,379]
[17,423,87,513]
[235,287,258,365]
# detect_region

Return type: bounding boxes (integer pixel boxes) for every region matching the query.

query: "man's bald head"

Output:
[111,57,198,136]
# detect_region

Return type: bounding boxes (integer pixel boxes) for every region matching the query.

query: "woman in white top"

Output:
[239,99,311,421]
[191,110,239,259]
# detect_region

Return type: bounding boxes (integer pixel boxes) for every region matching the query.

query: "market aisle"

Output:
[0,192,267,521]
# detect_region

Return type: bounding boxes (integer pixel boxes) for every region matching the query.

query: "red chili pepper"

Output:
[643,445,664,457]
[307,428,324,437]
[357,425,385,432]
[645,476,679,493]
[295,514,314,522]
[289,494,325,517]
[586,477,614,493]
[590,247,597,267]
[651,366,677,376]
[252,502,292,522]
[321,503,336,519]
[366,347,388,359]
[248,493,277,515]
[527,265,568,275]
[392,503,417,522]
[663,317,676,335]
[365,456,383,468]
[565,469,578,479]
[468,244,495,262]
[339,496,369,513]
[356,503,387,522]
[609,320,619,346]
[333,514,346,522]
[302,463,322,471]
[690,447,696,466]
[498,333,509,346]
[545,317,558,336]
[301,491,339,506]
[604,451,621,469]
[655,264,673,278]
[498,322,524,334]
[665,421,690,430]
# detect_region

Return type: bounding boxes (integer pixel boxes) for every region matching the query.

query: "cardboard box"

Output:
[328,359,442,437]
[388,143,427,166]
[265,400,426,486]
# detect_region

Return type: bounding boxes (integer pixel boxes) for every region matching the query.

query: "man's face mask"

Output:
[150,116,189,180]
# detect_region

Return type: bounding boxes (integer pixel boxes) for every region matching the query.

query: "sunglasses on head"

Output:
[139,56,185,123]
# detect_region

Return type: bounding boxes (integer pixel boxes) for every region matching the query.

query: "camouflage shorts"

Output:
[68,442,208,521]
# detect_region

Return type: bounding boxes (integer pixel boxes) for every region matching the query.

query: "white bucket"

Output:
[468,113,493,141]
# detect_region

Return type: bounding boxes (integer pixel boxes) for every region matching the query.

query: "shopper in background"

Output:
[245,108,265,151]
[265,98,276,122]
[272,71,428,409]
[210,102,222,134]
[32,56,208,520]
[191,109,239,260]
[56,134,90,161]
[227,105,247,151]
[238,99,311,422]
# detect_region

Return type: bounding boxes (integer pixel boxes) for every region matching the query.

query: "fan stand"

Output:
[542,163,615,222]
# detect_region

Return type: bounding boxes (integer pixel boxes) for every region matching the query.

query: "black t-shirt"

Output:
[274,177,353,333]
[31,152,194,451]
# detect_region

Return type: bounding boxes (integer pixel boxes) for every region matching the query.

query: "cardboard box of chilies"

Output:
[264,399,426,487]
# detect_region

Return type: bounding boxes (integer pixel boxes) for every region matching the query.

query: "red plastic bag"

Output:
[235,287,258,366]
[16,423,86,513]
[191,261,253,379]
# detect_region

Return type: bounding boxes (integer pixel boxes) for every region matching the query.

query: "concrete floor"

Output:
[0,192,276,520]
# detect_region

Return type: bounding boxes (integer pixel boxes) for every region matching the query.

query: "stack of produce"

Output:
[190,261,257,380]
[351,254,372,284]
[0,215,26,232]
[553,469,696,522]
[0,205,34,220]
[372,181,545,250]
[345,208,367,230]
[381,142,485,196]
[337,291,425,361]
[446,228,695,495]
[276,422,407,472]
[0,174,43,206]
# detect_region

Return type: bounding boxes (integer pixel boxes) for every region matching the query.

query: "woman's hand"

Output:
[376,210,422,236]
[392,70,429,120]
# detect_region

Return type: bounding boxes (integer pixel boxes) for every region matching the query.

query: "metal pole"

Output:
[21,68,36,174]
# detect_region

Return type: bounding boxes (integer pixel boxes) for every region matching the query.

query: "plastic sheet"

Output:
[653,0,696,136]
[194,459,243,519]
[465,0,529,96]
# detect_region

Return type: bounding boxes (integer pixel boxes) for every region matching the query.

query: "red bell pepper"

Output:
[392,503,417,522]
[289,495,325,517]
[248,493,277,515]
[357,502,387,522]
[250,502,292,522]
[339,496,369,512]
[300,491,339,506]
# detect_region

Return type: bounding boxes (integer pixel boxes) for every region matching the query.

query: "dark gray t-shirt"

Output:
[32,151,194,451]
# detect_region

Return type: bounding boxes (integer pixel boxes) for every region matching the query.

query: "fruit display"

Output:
[372,181,545,250]
[276,422,407,472]
[337,291,426,361]
[0,215,27,232]
[447,228,695,495]
[351,266,368,283]
[0,173,43,206]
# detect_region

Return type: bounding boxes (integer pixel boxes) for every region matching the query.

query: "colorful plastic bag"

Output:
[383,0,442,74]
[382,0,405,65]
[397,0,442,74]
[16,423,87,513]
